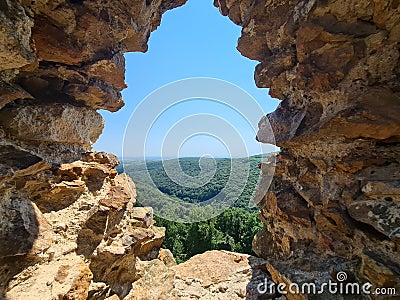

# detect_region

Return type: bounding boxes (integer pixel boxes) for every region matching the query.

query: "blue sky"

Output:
[94,0,279,158]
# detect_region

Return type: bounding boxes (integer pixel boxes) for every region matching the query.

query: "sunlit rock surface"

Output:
[1,0,399,298]
[126,250,271,300]
[0,0,186,298]
[215,0,400,296]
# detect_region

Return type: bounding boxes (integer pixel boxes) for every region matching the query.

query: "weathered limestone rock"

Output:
[6,254,92,300]
[1,0,399,298]
[0,103,103,162]
[0,0,186,298]
[126,250,272,300]
[1,151,170,299]
[125,259,177,300]
[0,194,52,258]
[361,252,400,288]
[0,81,33,109]
[89,206,164,298]
[0,0,187,113]
[215,0,400,295]
[0,0,34,72]
[347,200,400,241]
[158,248,177,267]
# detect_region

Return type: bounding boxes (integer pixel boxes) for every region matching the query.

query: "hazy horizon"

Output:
[119,152,278,161]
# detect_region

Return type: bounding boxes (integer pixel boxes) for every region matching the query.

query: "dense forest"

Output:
[119,154,273,263]
[153,208,263,262]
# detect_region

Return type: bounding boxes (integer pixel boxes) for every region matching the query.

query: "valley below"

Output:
[0,0,399,299]
[119,155,271,262]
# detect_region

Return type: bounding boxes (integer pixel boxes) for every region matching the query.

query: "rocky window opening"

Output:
[0,0,399,299]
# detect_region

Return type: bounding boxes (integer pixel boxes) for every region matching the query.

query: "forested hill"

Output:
[119,154,275,262]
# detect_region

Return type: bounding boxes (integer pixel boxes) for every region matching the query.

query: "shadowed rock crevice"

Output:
[0,255,32,299]
[76,208,109,258]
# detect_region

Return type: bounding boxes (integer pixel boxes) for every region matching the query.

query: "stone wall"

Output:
[0,0,185,298]
[215,0,400,294]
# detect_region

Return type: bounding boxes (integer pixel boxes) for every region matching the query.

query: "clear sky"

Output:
[94,0,279,158]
